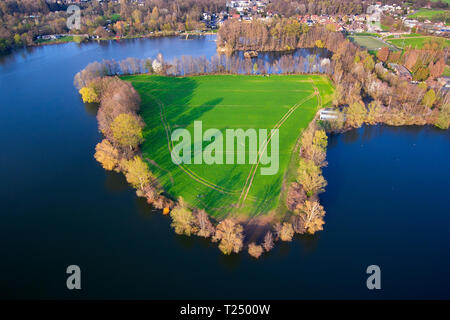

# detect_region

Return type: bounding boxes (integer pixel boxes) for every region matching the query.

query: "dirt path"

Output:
[237,87,318,208]
[151,93,240,195]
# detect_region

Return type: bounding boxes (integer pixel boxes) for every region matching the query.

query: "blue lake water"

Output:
[0,36,449,299]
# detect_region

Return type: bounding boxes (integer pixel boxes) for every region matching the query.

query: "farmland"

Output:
[409,8,450,20]
[123,74,334,219]
[444,66,450,76]
[348,35,397,51]
[386,36,450,49]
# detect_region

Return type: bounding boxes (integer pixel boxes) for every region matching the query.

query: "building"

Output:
[319,108,340,121]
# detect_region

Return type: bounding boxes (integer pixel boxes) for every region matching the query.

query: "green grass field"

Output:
[35,36,75,44]
[409,8,449,20]
[123,74,334,219]
[348,35,396,51]
[386,36,450,49]
[431,0,450,5]
[353,32,382,37]
[444,66,450,76]
[385,33,422,39]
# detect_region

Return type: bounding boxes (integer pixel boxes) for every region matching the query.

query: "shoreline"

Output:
[73,27,448,256]
[79,71,332,257]
[28,31,217,49]
[81,71,447,258]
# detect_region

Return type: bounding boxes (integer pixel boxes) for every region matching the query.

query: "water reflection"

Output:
[174,233,197,250]
[83,102,99,117]
[104,171,129,193]
[135,197,159,219]
[342,128,359,144]
[334,125,445,148]
[298,233,321,254]
[276,241,292,258]
[219,252,242,271]
[231,47,330,64]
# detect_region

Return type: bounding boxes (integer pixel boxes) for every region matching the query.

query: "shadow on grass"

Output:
[127,76,232,207]
[251,175,282,216]
[193,169,244,219]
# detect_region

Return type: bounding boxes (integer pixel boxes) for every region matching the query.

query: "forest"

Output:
[218,19,449,130]
[0,0,225,53]
[267,0,448,16]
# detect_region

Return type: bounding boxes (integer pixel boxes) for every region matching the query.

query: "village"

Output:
[219,1,449,35]
[42,1,449,36]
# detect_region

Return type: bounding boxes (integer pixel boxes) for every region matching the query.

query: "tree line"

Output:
[73,53,333,85]
[0,0,226,53]
[218,19,346,52]
[216,19,449,246]
[267,0,370,16]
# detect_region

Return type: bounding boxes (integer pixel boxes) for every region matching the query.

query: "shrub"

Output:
[295,200,326,234]
[213,219,244,255]
[170,198,197,236]
[79,86,99,103]
[297,158,327,196]
[262,231,274,252]
[277,222,294,242]
[121,156,153,190]
[110,113,144,150]
[94,139,119,171]
[248,243,264,259]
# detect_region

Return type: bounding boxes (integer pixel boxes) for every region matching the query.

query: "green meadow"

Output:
[431,0,450,4]
[444,66,450,76]
[348,35,396,51]
[386,36,450,49]
[35,36,75,44]
[123,74,334,219]
[409,8,450,20]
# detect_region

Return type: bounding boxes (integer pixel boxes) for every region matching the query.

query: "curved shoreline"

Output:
[74,26,448,257]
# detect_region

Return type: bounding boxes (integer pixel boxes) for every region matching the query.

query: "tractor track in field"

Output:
[237,79,321,208]
[145,157,175,186]
[149,92,258,200]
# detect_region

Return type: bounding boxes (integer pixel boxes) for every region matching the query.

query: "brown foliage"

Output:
[295,200,326,234]
[292,215,307,234]
[94,139,119,171]
[194,209,215,238]
[297,158,327,196]
[248,243,264,259]
[96,77,141,141]
[429,58,445,78]
[170,198,197,236]
[110,113,144,150]
[213,219,244,255]
[120,156,153,191]
[377,47,389,63]
[262,231,274,252]
[152,195,174,210]
[287,182,307,211]
[218,20,345,53]
[275,222,295,242]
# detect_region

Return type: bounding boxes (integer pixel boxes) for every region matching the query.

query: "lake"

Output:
[0,36,449,299]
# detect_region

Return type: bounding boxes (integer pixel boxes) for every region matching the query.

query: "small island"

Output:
[74,19,449,259]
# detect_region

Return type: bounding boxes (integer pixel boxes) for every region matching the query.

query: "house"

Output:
[319,108,340,121]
